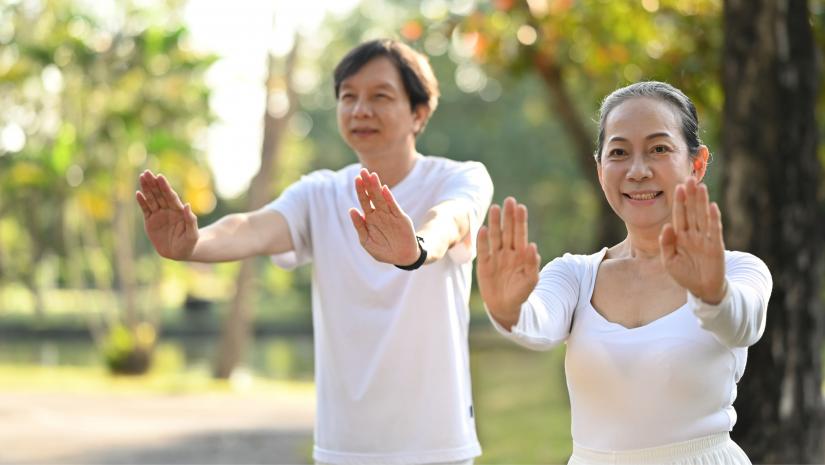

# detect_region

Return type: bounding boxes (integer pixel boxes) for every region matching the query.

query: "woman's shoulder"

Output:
[724,250,772,282]
[541,247,608,276]
[724,249,768,267]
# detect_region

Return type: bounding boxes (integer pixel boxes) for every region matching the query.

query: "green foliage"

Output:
[101,321,156,375]
[0,0,214,318]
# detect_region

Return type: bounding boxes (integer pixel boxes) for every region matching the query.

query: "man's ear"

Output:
[692,145,709,181]
[412,104,431,135]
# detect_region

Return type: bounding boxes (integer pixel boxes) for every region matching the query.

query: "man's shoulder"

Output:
[295,163,360,190]
[419,155,490,180]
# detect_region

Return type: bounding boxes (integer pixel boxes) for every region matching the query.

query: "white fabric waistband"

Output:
[571,433,734,465]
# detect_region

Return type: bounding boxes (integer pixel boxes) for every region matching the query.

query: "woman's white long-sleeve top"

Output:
[488,248,772,451]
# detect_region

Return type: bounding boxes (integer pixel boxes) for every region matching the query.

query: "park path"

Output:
[0,390,315,464]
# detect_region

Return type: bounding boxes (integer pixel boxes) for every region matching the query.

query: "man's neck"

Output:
[358,148,420,188]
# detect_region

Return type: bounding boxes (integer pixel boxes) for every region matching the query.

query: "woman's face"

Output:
[597,97,707,231]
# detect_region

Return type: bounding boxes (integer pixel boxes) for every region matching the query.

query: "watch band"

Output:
[395,236,427,271]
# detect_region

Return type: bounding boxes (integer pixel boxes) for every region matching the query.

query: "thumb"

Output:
[349,208,368,244]
[659,223,677,261]
[183,203,198,232]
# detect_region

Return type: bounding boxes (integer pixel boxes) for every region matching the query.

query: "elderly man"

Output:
[137,39,492,465]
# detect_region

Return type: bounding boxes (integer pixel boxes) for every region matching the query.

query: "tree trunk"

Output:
[531,51,626,247]
[722,0,823,462]
[213,40,300,379]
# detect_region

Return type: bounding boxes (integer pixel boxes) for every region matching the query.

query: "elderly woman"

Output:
[477,81,772,465]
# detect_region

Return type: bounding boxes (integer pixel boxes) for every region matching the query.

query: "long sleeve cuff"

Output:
[688,279,766,348]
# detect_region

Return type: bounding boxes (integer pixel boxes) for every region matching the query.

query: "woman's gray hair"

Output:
[594,81,701,163]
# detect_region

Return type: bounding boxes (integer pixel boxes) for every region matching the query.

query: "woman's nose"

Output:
[626,154,652,181]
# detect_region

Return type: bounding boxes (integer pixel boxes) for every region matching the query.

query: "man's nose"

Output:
[351,98,373,118]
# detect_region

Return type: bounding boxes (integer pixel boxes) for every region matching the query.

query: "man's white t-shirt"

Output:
[266,155,493,465]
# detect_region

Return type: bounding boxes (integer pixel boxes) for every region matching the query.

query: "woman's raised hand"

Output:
[135,170,199,260]
[659,177,727,304]
[476,197,541,328]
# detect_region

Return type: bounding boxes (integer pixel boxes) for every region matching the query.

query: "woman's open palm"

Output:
[476,197,541,327]
[659,178,726,304]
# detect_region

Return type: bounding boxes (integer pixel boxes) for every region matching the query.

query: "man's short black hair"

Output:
[333,39,440,114]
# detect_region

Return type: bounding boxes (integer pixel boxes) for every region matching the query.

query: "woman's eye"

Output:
[652,145,670,154]
[608,148,626,157]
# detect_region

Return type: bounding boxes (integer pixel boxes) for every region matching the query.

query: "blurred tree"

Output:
[722,0,824,462]
[425,0,723,246]
[212,37,300,379]
[0,0,214,372]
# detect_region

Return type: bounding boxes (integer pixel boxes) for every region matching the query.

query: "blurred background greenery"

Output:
[0,0,823,464]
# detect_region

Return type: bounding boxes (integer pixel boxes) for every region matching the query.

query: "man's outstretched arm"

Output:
[136,169,293,263]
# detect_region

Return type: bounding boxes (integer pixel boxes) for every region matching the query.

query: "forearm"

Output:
[416,201,470,264]
[190,211,292,262]
[690,279,769,348]
[187,214,257,262]
[690,255,772,348]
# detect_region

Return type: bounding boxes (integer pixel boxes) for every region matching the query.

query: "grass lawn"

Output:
[471,330,572,464]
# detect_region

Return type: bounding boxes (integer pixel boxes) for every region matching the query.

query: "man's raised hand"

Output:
[136,170,199,260]
[348,169,420,266]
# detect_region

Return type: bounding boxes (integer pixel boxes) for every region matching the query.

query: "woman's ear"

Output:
[692,145,709,181]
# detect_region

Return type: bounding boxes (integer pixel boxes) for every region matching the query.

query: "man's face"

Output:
[336,57,428,160]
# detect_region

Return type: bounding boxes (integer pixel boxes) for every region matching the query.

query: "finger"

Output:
[501,197,516,250]
[354,176,373,215]
[684,177,698,232]
[381,185,402,217]
[709,202,724,246]
[136,191,151,218]
[145,172,169,210]
[659,223,677,261]
[523,242,540,271]
[514,203,528,250]
[696,183,710,234]
[139,173,160,210]
[148,174,169,209]
[367,172,388,211]
[183,203,198,232]
[348,208,368,244]
[672,184,687,232]
[488,204,502,252]
[476,226,490,265]
[157,174,185,210]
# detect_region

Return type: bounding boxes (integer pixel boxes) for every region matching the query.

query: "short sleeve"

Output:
[434,161,494,264]
[264,176,315,269]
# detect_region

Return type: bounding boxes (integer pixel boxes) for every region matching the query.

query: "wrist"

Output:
[697,280,728,305]
[395,236,427,271]
[487,303,521,331]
